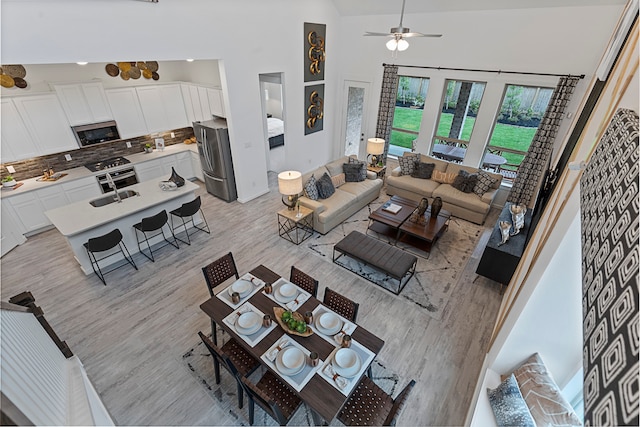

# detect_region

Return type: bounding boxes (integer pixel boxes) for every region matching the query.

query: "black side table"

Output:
[476,203,532,286]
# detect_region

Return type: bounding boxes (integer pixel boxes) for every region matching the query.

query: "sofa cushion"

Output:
[343,162,366,182]
[398,153,421,175]
[315,189,358,224]
[326,156,350,176]
[331,173,346,188]
[316,172,335,199]
[387,174,440,198]
[452,170,478,193]
[474,169,498,196]
[432,170,458,184]
[340,178,383,203]
[487,374,536,427]
[433,184,489,212]
[348,157,368,180]
[419,154,449,172]
[303,174,319,200]
[411,162,435,179]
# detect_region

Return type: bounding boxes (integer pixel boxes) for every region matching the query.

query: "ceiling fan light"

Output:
[386,38,398,51]
[397,38,409,51]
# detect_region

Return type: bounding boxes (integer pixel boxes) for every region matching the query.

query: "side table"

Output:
[277,206,314,245]
[367,165,387,182]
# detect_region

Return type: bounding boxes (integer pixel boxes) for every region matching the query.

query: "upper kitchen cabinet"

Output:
[105,87,148,138]
[12,94,78,156]
[53,82,113,125]
[207,88,225,118]
[0,99,40,162]
[136,84,188,133]
[181,83,226,122]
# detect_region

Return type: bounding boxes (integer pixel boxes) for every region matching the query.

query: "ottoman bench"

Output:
[332,230,417,295]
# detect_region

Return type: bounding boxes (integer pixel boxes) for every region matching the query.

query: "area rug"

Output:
[307,198,486,320]
[181,332,403,426]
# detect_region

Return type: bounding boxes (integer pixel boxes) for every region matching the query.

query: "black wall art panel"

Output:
[304,84,324,135]
[304,22,326,82]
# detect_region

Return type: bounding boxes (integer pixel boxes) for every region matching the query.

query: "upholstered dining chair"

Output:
[289,266,319,298]
[323,287,359,322]
[202,252,239,343]
[337,377,416,426]
[239,371,303,426]
[198,332,260,410]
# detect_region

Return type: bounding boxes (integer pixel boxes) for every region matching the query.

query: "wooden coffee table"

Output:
[398,207,450,258]
[367,195,418,240]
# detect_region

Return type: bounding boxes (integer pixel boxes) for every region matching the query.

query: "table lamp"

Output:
[278,170,303,211]
[367,138,385,167]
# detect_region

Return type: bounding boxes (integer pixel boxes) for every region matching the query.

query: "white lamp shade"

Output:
[397,39,409,51]
[386,39,398,51]
[367,138,385,155]
[277,171,303,195]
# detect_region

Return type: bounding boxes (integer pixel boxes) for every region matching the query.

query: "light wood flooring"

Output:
[0,165,504,426]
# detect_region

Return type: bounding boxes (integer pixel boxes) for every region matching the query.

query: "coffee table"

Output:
[398,207,450,258]
[367,195,418,239]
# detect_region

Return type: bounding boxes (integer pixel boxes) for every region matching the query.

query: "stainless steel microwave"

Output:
[72,120,121,147]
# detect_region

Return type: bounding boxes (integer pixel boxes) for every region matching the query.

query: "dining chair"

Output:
[289,266,319,297]
[198,332,260,410]
[323,287,359,322]
[169,195,211,245]
[202,252,240,343]
[132,209,179,262]
[337,377,416,426]
[83,228,138,285]
[239,371,303,426]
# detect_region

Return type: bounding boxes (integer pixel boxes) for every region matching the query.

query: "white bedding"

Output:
[267,117,284,138]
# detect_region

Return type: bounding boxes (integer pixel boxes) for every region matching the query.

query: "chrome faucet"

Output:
[105,172,121,203]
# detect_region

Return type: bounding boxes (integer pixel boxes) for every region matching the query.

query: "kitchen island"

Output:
[45,179,200,275]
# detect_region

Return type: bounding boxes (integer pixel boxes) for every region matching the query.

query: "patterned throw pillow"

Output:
[348,157,368,181]
[487,374,536,427]
[303,175,319,200]
[398,153,421,175]
[452,170,478,193]
[474,169,498,196]
[331,173,346,188]
[411,162,435,179]
[432,170,458,184]
[315,172,335,199]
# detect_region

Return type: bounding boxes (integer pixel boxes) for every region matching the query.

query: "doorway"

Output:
[339,80,371,159]
[259,73,286,172]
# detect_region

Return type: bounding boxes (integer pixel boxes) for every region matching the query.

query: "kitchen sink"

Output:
[89,190,139,207]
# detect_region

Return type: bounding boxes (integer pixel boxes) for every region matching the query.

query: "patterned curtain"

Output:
[375,64,399,165]
[580,108,639,427]
[508,76,580,206]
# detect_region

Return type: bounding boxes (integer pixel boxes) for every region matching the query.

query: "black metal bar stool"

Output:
[132,209,179,262]
[169,196,210,245]
[83,228,138,285]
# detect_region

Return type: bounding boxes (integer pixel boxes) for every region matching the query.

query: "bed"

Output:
[267,117,285,149]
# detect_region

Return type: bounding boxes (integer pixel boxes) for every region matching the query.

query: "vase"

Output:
[168,167,185,187]
[430,197,443,218]
[417,198,429,217]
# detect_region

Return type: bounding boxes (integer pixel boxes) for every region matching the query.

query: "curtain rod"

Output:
[384,63,585,79]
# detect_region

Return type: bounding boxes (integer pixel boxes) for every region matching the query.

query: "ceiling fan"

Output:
[364,0,442,52]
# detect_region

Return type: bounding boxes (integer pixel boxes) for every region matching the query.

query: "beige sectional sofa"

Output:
[386,152,503,224]
[298,156,383,234]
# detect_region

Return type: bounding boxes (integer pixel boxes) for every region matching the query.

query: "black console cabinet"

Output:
[476,203,532,285]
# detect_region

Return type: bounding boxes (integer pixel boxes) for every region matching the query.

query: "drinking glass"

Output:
[341,334,352,348]
[303,311,313,324]
[309,351,319,367]
[231,292,240,304]
[263,314,272,327]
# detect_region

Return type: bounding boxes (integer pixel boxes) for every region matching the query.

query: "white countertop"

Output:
[0,143,198,199]
[44,179,199,236]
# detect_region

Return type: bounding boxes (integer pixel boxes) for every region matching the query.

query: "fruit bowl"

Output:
[273,307,313,337]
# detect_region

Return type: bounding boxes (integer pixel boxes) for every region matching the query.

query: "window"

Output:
[388,76,429,156]
[484,84,554,180]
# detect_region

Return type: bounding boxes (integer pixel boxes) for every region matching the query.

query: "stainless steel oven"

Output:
[96,167,138,193]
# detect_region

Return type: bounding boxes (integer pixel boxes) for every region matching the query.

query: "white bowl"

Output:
[281,347,304,371]
[237,312,260,330]
[279,283,296,298]
[333,348,361,378]
[2,180,17,188]
[319,312,341,332]
[231,280,252,297]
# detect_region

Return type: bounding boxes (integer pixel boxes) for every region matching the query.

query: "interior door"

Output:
[340,80,371,159]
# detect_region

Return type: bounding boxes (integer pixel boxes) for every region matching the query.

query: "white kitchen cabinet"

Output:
[166,152,194,179]
[0,98,39,162]
[134,159,165,183]
[191,151,204,181]
[12,94,77,156]
[38,186,70,212]
[208,88,225,118]
[1,202,26,257]
[105,88,148,138]
[7,192,53,233]
[61,176,101,203]
[181,84,197,124]
[197,86,213,120]
[137,85,188,133]
[54,82,113,125]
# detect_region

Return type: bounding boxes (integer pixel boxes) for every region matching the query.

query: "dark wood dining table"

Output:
[199,264,385,424]
[432,144,507,167]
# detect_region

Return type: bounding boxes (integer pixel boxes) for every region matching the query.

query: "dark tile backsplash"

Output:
[1,127,195,181]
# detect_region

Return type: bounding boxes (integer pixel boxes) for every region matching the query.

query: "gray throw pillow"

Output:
[487,374,535,427]
[348,157,367,181]
[315,172,335,199]
[343,163,365,182]
[411,162,435,179]
[452,170,478,193]
[303,174,319,200]
[398,153,421,175]
[473,169,498,196]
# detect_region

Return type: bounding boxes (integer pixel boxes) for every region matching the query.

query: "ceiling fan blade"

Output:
[364,32,395,37]
[403,32,443,38]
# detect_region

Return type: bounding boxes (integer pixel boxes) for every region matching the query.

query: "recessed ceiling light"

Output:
[186,59,194,62]
[76,62,88,65]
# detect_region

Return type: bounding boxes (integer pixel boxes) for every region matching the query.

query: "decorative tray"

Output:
[273,307,313,337]
[36,173,67,182]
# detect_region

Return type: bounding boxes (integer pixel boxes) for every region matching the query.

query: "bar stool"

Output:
[169,195,210,245]
[83,228,137,285]
[132,209,179,262]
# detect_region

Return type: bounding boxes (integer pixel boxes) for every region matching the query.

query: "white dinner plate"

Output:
[315,312,343,336]
[229,279,252,298]
[332,349,362,378]
[274,286,297,303]
[275,347,305,376]
[235,312,262,335]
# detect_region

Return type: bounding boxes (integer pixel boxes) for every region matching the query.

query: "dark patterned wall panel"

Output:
[580,108,639,426]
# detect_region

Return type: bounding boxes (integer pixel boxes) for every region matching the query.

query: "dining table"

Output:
[199,264,385,425]
[431,144,507,167]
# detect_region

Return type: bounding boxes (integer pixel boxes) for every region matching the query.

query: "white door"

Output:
[339,80,371,159]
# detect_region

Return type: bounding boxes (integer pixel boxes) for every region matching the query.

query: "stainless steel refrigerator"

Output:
[193,118,237,202]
